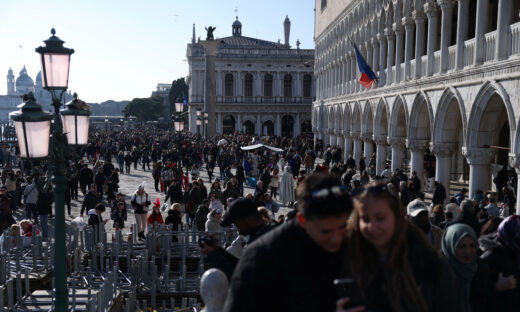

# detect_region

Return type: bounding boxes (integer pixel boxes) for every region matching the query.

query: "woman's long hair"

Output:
[348,182,428,312]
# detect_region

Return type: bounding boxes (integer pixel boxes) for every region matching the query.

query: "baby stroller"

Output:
[247,177,257,188]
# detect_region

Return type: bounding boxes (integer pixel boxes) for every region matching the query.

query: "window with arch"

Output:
[225,73,234,97]
[264,74,273,97]
[303,74,312,98]
[283,74,292,97]
[244,73,253,97]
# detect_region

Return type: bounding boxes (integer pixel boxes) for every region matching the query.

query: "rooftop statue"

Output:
[205,26,216,40]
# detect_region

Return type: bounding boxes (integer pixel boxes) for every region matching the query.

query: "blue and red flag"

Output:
[353,43,378,89]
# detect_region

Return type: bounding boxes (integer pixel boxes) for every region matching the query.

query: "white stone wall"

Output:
[314,0,520,212]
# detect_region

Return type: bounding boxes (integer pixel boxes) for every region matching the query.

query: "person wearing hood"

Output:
[279,166,295,206]
[441,223,496,312]
[165,203,183,233]
[205,208,223,232]
[194,199,211,231]
[479,215,520,311]
[131,182,151,240]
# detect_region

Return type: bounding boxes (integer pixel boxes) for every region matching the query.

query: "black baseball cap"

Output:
[220,198,259,227]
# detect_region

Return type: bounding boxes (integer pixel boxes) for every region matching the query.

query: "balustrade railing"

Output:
[463,38,475,68]
[484,30,497,62]
[509,22,520,56]
[448,45,457,71]
[212,95,315,104]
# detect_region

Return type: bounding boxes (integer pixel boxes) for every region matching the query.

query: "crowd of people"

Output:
[1,124,520,311]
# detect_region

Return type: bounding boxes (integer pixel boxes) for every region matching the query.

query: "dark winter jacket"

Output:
[165,183,183,205]
[479,233,520,312]
[193,204,210,231]
[223,219,339,312]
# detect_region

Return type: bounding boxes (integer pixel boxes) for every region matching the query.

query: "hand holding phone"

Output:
[333,278,365,310]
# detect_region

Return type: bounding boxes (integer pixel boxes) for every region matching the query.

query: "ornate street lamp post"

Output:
[10,29,90,312]
[172,99,185,177]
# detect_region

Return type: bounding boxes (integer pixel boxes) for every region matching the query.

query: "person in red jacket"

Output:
[147,198,164,229]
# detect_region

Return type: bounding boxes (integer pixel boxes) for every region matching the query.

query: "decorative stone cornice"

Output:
[431,143,457,157]
[343,131,351,138]
[462,147,496,165]
[388,137,406,149]
[373,135,388,145]
[423,2,440,18]
[362,133,373,142]
[407,139,430,152]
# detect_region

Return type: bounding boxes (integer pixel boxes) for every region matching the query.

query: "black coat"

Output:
[479,233,520,312]
[79,167,93,185]
[223,219,341,312]
[165,183,183,205]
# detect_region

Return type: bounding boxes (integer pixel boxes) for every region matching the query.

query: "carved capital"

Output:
[508,153,520,169]
[388,137,406,149]
[373,135,388,145]
[432,143,457,158]
[437,0,455,10]
[393,23,404,34]
[462,147,496,165]
[351,132,362,141]
[362,133,373,142]
[377,32,387,42]
[412,10,426,22]
[423,2,440,18]
[335,129,343,136]
[407,139,430,152]
[402,17,415,29]
[384,28,395,39]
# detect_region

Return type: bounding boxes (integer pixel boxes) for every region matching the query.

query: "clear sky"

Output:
[0,0,315,104]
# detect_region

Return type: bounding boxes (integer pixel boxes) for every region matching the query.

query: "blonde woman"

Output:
[131,182,151,240]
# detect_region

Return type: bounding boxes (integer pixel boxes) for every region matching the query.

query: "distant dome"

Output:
[233,19,242,27]
[8,68,13,75]
[36,71,42,86]
[16,66,34,87]
[232,17,242,37]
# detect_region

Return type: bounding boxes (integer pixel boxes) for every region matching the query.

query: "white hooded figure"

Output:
[279,166,295,206]
[200,269,228,312]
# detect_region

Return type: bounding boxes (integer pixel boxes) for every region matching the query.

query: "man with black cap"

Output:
[201,198,275,279]
[223,173,353,312]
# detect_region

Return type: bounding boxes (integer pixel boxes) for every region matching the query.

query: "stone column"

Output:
[432,143,456,195]
[462,147,496,199]
[366,41,373,70]
[352,133,363,169]
[374,135,388,175]
[439,0,455,73]
[386,28,395,86]
[216,112,222,134]
[363,133,374,161]
[237,113,242,132]
[455,0,470,70]
[414,10,427,79]
[495,0,513,61]
[388,137,406,172]
[508,155,520,214]
[343,132,352,161]
[474,0,489,65]
[216,71,222,97]
[275,113,281,136]
[345,54,352,94]
[378,33,388,86]
[371,38,380,82]
[408,139,430,188]
[329,129,337,147]
[294,113,300,137]
[403,17,415,81]
[200,40,221,137]
[256,113,261,135]
[394,23,405,83]
[424,2,440,76]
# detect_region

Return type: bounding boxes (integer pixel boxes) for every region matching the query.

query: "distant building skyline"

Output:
[0,0,315,103]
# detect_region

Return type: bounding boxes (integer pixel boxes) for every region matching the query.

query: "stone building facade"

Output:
[313,0,520,209]
[186,17,315,137]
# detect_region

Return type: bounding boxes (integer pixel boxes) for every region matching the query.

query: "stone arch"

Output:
[361,101,374,135]
[408,91,434,141]
[352,102,362,134]
[433,87,467,145]
[467,81,515,149]
[222,115,236,135]
[374,97,390,137]
[389,95,409,139]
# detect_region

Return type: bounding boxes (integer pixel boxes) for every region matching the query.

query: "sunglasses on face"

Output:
[351,183,396,198]
[310,185,347,200]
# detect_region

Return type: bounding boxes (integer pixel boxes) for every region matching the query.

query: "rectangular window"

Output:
[321,0,327,10]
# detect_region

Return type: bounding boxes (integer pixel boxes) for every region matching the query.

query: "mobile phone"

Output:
[333,278,364,309]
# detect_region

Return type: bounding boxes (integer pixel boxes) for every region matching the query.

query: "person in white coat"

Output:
[279,166,295,206]
[205,208,222,232]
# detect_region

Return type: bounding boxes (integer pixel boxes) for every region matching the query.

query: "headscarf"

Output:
[441,223,478,312]
[497,215,520,263]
